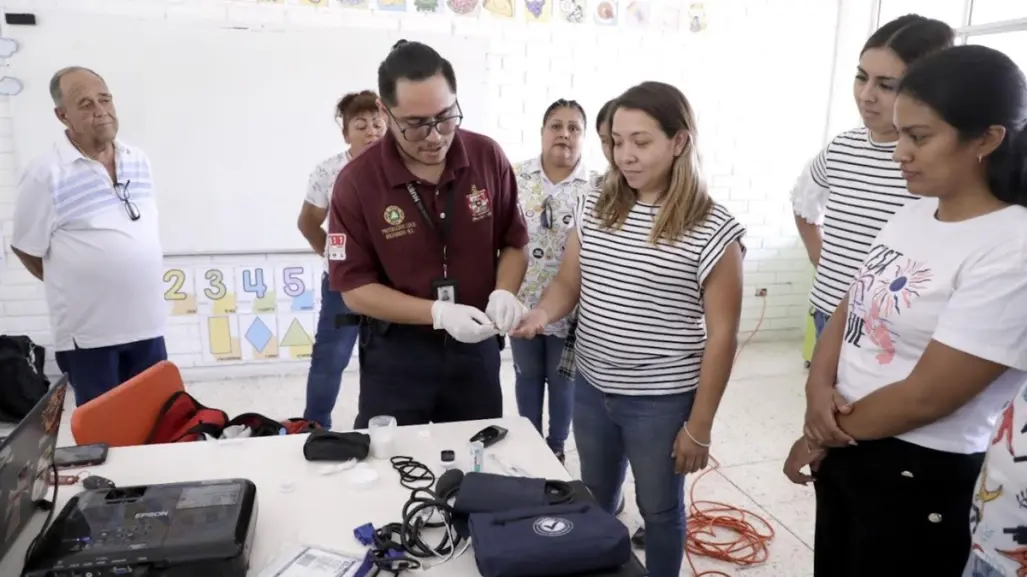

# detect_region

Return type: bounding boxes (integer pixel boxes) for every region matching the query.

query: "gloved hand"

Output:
[431,301,500,343]
[486,290,528,335]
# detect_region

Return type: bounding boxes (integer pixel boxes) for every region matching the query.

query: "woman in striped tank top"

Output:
[792,14,953,339]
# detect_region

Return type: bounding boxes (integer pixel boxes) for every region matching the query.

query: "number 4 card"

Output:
[236,266,277,314]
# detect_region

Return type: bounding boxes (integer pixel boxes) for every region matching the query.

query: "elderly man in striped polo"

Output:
[11,66,166,406]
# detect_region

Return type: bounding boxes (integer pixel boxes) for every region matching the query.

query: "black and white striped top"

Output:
[572,187,746,395]
[792,127,917,316]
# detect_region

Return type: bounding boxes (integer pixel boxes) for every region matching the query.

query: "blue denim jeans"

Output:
[302,273,359,429]
[510,335,574,452]
[56,337,167,406]
[813,309,830,339]
[573,377,695,577]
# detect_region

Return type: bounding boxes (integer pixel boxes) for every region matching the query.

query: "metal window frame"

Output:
[873,0,1027,40]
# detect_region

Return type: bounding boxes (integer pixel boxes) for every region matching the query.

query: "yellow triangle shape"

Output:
[280,318,313,347]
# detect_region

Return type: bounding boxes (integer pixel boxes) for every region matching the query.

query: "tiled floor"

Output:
[54,340,815,576]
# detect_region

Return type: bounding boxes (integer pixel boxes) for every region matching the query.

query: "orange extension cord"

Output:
[682,295,776,576]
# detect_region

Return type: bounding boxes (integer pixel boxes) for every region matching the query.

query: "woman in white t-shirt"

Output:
[784,45,1027,577]
[791,14,952,338]
[296,90,386,430]
[513,81,745,577]
[511,98,596,462]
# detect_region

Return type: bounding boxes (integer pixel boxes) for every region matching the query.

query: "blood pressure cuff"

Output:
[468,503,631,577]
[452,472,548,514]
[302,429,370,462]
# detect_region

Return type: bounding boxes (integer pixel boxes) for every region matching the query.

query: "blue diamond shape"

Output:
[245,318,273,353]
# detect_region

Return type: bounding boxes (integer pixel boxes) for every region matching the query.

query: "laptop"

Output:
[0,375,68,564]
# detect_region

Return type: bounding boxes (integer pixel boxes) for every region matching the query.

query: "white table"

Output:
[1,417,568,576]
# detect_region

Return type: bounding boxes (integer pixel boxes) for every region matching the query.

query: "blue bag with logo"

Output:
[468,502,631,577]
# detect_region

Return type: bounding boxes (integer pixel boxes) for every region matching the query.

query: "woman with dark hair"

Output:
[784,45,1027,577]
[513,81,745,577]
[792,14,953,338]
[297,90,385,429]
[510,99,596,462]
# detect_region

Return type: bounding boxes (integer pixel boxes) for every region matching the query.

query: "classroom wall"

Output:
[0,0,855,380]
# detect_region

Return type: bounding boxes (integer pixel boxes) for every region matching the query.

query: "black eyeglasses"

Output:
[385,101,463,142]
[540,196,553,230]
[114,180,140,221]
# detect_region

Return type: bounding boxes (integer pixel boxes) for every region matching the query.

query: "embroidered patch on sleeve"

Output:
[327,233,347,261]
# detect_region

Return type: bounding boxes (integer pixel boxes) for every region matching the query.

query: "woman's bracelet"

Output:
[683,425,712,448]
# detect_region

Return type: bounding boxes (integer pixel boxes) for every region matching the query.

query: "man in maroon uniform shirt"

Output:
[328,40,529,428]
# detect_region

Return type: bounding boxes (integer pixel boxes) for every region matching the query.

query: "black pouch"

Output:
[469,503,631,577]
[453,472,548,514]
[302,429,370,461]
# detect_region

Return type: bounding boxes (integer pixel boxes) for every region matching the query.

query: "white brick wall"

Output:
[0,0,860,380]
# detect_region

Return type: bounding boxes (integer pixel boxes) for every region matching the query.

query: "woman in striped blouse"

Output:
[513,81,745,577]
[792,14,953,339]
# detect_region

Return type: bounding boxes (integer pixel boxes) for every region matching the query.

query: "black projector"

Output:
[22,479,257,577]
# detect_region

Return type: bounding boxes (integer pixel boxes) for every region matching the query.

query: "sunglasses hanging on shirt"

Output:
[540,196,553,230]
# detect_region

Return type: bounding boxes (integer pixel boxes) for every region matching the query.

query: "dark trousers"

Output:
[55,337,168,406]
[814,437,984,577]
[354,325,502,428]
[303,274,359,429]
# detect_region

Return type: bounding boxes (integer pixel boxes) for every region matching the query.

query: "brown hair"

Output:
[335,90,380,131]
[596,81,712,244]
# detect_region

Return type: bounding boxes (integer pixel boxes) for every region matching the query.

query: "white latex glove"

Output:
[486,289,528,335]
[431,300,500,343]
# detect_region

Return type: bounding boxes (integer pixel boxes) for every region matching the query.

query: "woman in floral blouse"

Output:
[511,98,597,462]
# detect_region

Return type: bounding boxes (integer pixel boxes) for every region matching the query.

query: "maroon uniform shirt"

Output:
[327,129,528,313]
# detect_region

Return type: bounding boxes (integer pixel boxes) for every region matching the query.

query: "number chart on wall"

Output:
[163,264,321,365]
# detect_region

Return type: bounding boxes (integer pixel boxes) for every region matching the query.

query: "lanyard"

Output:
[405,182,456,278]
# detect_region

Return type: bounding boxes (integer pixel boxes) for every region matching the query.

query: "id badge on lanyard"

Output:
[405,182,458,303]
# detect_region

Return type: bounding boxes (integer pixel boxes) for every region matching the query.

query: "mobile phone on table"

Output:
[54,443,109,469]
[470,425,508,448]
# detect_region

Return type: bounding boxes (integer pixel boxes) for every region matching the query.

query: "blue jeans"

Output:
[573,377,695,577]
[813,309,830,339]
[510,335,574,452]
[56,337,167,406]
[303,273,359,429]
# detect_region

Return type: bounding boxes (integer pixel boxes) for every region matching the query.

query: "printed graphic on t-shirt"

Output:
[971,383,1027,576]
[844,243,934,365]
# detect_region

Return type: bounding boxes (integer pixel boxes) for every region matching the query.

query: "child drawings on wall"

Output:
[592,0,616,25]
[377,0,408,10]
[414,0,443,13]
[337,0,369,8]
[624,0,650,27]
[689,2,708,32]
[524,0,550,22]
[484,0,515,18]
[447,0,480,16]
[555,0,585,23]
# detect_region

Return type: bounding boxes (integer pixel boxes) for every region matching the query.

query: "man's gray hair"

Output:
[49,66,105,106]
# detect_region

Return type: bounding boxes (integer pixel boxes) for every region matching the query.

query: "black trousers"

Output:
[354,324,503,428]
[813,437,984,577]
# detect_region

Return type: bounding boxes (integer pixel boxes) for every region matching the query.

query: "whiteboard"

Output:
[7,11,488,255]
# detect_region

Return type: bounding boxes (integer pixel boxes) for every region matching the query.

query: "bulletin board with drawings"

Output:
[162,264,322,365]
